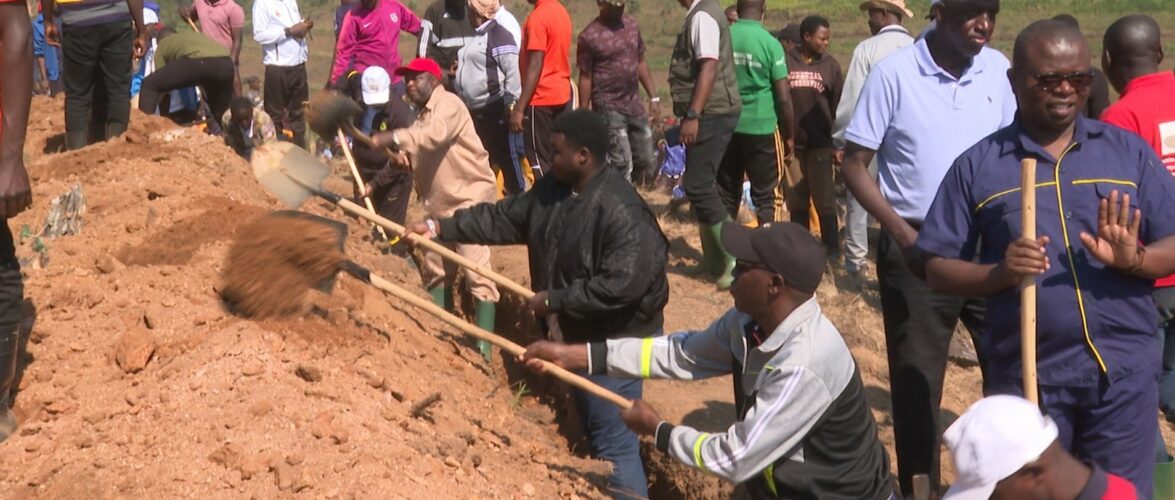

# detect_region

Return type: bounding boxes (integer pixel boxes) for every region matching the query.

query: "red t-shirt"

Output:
[1102,71,1175,287]
[520,0,572,107]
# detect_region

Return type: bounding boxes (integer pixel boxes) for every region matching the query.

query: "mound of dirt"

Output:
[0,98,610,498]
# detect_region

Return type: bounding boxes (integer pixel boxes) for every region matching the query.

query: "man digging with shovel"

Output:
[407,109,668,499]
[368,58,500,363]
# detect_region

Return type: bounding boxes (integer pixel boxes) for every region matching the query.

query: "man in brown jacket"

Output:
[372,57,500,362]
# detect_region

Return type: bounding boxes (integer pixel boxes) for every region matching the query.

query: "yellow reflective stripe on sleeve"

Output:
[1053,145,1109,373]
[763,464,778,496]
[693,433,710,471]
[640,338,654,379]
[974,182,1058,213]
[1071,178,1137,188]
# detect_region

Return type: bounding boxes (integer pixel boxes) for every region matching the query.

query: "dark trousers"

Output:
[988,367,1159,499]
[472,100,525,195]
[522,101,569,178]
[0,222,25,406]
[571,373,648,500]
[353,170,413,226]
[717,130,786,225]
[682,112,740,226]
[787,147,839,254]
[877,230,985,495]
[61,21,133,145]
[138,57,234,128]
[263,63,308,147]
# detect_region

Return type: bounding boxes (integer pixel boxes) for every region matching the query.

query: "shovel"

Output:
[306,92,398,161]
[246,211,632,409]
[251,142,535,299]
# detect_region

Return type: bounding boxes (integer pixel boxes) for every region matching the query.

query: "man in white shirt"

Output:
[252,0,312,146]
[831,0,914,282]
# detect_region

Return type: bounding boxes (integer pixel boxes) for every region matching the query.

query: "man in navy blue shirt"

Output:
[917,20,1175,497]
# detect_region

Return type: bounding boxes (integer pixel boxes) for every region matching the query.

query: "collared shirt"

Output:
[576,15,646,117]
[330,0,421,85]
[845,37,1017,222]
[1076,463,1139,500]
[192,0,244,51]
[832,24,912,149]
[917,117,1175,387]
[520,0,572,106]
[454,19,520,109]
[729,19,788,135]
[394,88,497,217]
[252,0,308,67]
[1103,71,1175,289]
[589,300,892,498]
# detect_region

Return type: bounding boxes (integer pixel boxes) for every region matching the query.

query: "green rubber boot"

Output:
[682,224,720,275]
[429,286,453,311]
[1156,457,1174,500]
[475,301,496,364]
[709,220,737,291]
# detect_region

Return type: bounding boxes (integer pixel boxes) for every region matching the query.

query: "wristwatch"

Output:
[683,109,700,121]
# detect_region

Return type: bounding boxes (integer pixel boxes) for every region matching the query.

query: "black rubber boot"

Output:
[65,130,88,151]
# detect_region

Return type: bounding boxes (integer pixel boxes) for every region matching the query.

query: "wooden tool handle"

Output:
[1020,158,1039,405]
[336,130,391,243]
[912,474,930,500]
[342,124,405,170]
[342,262,633,409]
[332,197,536,299]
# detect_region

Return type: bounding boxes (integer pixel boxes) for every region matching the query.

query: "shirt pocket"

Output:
[975,187,1023,250]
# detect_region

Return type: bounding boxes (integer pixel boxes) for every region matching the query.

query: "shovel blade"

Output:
[307,91,364,139]
[251,142,332,209]
[265,210,349,293]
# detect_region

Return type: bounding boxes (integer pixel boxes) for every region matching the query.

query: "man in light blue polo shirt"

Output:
[840,0,1015,494]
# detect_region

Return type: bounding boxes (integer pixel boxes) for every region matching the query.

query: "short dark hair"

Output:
[550,109,610,164]
[230,96,253,115]
[1051,13,1080,30]
[799,15,829,37]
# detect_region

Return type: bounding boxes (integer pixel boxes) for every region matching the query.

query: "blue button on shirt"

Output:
[917,117,1175,387]
[844,37,1017,223]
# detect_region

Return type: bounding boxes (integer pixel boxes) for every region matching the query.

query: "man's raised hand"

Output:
[1079,190,1143,271]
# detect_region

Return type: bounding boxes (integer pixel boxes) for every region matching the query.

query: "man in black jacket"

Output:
[409,109,668,499]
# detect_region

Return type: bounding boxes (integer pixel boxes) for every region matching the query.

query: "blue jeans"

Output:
[571,374,647,499]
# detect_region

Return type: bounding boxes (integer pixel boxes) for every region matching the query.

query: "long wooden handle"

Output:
[336,130,391,243]
[331,196,535,299]
[1020,158,1038,405]
[911,474,930,500]
[341,262,632,409]
[342,123,404,169]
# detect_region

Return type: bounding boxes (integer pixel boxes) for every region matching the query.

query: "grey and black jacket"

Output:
[439,167,669,343]
[588,299,893,499]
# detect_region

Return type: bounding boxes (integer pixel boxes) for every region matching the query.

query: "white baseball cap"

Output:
[361,66,391,106]
[143,8,159,25]
[942,395,1059,500]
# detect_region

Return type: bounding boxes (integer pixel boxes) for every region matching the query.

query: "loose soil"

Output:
[5,95,1173,500]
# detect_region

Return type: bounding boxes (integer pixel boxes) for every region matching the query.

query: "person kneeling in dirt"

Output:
[138,28,235,132]
[370,57,500,362]
[520,222,893,499]
[222,97,277,161]
[408,109,669,499]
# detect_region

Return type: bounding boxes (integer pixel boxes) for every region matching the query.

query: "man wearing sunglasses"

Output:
[916,20,1175,498]
[839,0,1015,493]
[520,222,893,499]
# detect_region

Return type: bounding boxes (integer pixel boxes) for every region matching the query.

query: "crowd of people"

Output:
[1,0,1175,498]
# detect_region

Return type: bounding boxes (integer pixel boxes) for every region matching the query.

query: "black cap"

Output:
[773,23,802,45]
[720,222,825,294]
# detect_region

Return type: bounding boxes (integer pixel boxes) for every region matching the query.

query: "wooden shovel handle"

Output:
[1021,158,1038,404]
[336,130,391,243]
[341,123,405,171]
[341,262,633,410]
[332,197,536,299]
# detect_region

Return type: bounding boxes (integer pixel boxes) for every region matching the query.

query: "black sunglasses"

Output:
[1023,71,1095,92]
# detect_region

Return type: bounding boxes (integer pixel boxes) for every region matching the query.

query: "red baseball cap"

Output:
[394,58,443,81]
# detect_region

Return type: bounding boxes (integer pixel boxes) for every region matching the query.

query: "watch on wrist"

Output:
[684,109,700,121]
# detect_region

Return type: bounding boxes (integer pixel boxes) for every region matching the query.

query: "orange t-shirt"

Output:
[519,0,571,107]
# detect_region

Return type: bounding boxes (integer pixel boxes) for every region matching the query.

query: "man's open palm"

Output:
[1079,190,1142,270]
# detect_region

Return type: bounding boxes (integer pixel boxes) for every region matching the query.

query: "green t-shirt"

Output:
[730,19,788,135]
[154,31,231,71]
